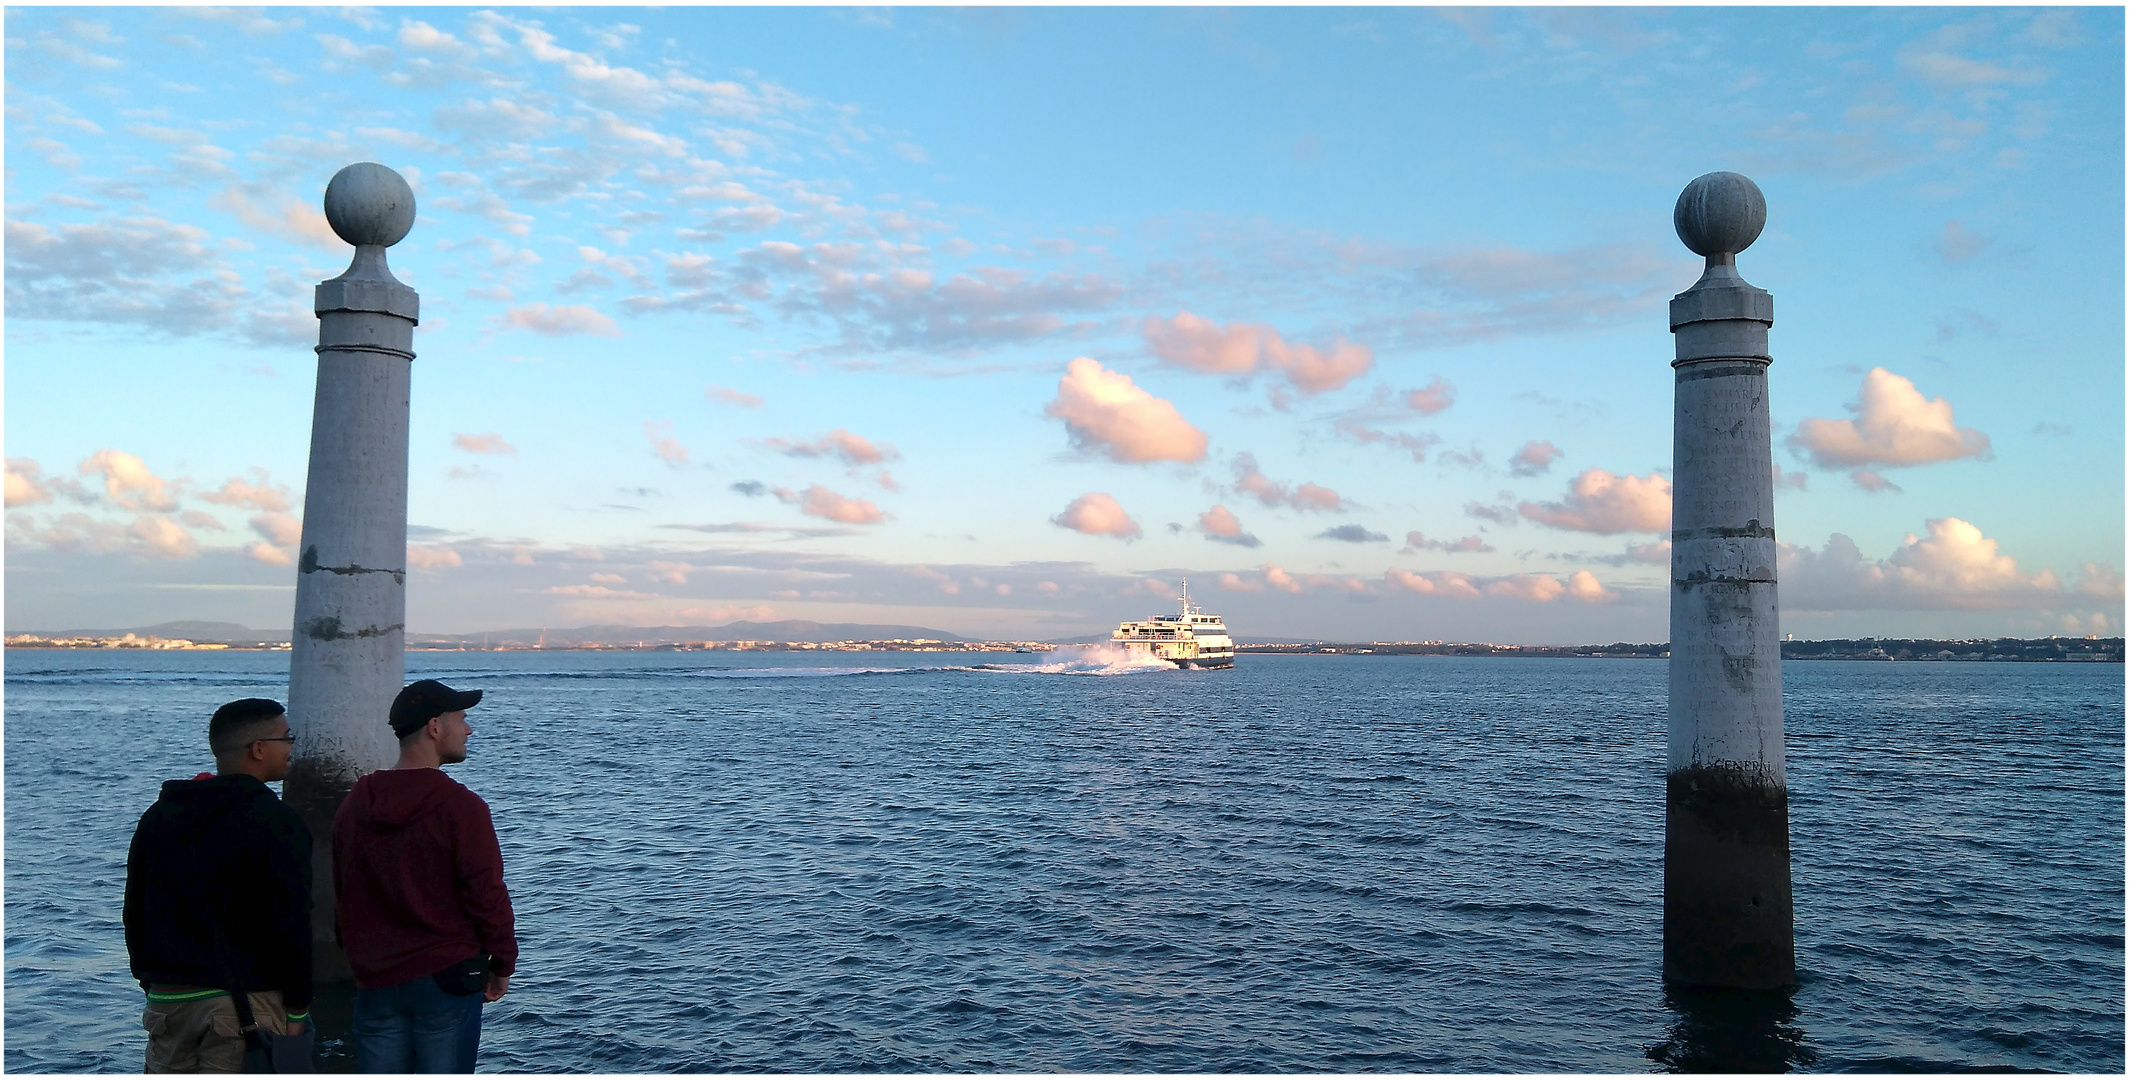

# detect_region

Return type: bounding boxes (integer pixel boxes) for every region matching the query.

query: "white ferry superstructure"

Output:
[1111,582,1235,669]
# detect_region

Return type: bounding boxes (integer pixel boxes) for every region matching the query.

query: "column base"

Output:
[1664,766,1795,989]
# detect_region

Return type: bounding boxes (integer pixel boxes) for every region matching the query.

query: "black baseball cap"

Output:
[389,679,484,738]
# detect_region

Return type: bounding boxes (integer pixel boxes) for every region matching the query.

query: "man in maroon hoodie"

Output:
[334,679,518,1073]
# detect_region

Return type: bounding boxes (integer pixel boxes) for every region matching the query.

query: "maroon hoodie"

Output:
[333,769,518,989]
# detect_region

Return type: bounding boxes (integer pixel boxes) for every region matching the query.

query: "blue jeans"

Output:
[352,974,483,1073]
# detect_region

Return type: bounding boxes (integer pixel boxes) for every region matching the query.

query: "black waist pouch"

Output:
[431,953,490,997]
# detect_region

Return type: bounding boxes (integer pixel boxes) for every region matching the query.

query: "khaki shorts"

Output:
[142,991,289,1074]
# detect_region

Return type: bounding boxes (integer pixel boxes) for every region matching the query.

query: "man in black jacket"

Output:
[125,698,314,1072]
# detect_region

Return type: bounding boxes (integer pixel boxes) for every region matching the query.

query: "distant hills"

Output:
[417,621,965,647]
[13,619,963,646]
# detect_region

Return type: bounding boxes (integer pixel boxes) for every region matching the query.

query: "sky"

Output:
[4,6,2123,643]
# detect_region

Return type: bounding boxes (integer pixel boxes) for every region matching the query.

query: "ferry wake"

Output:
[1111,581,1235,669]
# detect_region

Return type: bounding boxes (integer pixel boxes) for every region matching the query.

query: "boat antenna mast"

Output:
[1179,576,1195,618]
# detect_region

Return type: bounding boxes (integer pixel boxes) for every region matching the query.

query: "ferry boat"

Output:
[1111,581,1235,669]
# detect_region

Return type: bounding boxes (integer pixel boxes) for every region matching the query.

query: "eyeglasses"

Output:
[251,736,297,745]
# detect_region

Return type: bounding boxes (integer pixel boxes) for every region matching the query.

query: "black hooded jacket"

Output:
[124,774,313,1013]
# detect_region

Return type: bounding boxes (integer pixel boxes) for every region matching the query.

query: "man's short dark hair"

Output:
[209,697,286,760]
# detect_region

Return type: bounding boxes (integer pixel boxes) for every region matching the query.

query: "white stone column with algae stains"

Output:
[283,162,418,976]
[1663,170,1794,990]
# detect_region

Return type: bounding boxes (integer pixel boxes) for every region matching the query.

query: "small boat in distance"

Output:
[1111,580,1235,669]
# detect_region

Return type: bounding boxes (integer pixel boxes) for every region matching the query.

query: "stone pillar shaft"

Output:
[284,242,418,977]
[1665,253,1794,989]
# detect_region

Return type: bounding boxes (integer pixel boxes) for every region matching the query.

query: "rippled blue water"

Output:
[6,649,2121,1072]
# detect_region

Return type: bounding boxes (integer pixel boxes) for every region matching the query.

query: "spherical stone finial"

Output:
[1674,171,1766,258]
[323,162,416,248]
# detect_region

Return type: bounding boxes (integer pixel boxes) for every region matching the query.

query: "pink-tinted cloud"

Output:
[245,541,291,566]
[1383,567,1611,602]
[1790,368,1991,468]
[1262,563,1303,593]
[1143,310,1373,395]
[1850,469,1903,494]
[1052,492,1141,539]
[196,470,292,512]
[1508,440,1561,477]
[777,484,886,525]
[1198,504,1261,548]
[1218,571,1263,593]
[501,302,622,337]
[1405,377,1455,415]
[1231,453,1347,512]
[453,432,517,455]
[644,421,690,468]
[764,428,896,465]
[79,449,178,511]
[1520,468,1671,534]
[1336,420,1440,463]
[1783,517,2085,611]
[707,384,764,408]
[1046,358,1208,464]
[407,544,463,569]
[128,514,196,559]
[1564,570,1614,602]
[6,458,52,508]
[1382,568,1482,599]
[249,512,301,546]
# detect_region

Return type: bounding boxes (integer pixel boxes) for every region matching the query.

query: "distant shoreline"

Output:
[6,634,2119,662]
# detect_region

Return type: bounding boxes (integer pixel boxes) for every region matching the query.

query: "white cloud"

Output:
[1520,468,1671,534]
[1052,493,1141,539]
[209,183,345,250]
[501,303,622,337]
[1143,310,1374,395]
[1782,518,2093,611]
[4,215,254,338]
[1046,358,1208,464]
[1404,531,1493,554]
[707,385,764,408]
[1791,368,1990,469]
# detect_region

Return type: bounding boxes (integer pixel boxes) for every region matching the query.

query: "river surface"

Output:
[5,649,2121,1072]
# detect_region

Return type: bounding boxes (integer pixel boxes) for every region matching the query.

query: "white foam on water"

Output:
[976,643,1176,676]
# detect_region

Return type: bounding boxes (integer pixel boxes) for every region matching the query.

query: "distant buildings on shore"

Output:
[3,633,249,651]
[7,632,2119,662]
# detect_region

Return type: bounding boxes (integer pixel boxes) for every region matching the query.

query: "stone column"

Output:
[283,163,418,977]
[1664,171,1794,989]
